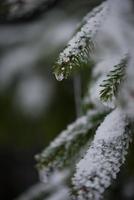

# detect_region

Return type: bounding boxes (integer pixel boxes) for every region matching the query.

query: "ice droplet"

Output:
[55,73,64,81]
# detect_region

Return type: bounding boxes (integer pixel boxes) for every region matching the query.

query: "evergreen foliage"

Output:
[17,0,134,199]
[36,111,107,181]
[99,57,128,104]
[53,1,109,81]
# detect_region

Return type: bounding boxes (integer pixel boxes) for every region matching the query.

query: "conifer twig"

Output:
[36,110,107,182]
[72,108,131,200]
[54,1,109,81]
[99,57,128,106]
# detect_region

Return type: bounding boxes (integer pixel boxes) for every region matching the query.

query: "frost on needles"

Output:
[53,1,110,81]
[99,56,128,107]
[34,0,134,200]
[36,110,106,183]
[72,109,131,200]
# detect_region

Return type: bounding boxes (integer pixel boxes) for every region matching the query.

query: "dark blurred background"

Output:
[0,1,134,200]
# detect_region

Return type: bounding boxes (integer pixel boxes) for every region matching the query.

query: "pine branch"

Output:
[53,1,109,81]
[79,1,107,30]
[15,182,49,200]
[16,171,70,200]
[36,110,107,182]
[99,57,128,106]
[72,108,132,200]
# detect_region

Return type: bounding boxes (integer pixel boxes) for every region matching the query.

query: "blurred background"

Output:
[0,1,134,200]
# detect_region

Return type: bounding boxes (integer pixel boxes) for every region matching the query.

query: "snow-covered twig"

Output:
[16,171,69,200]
[36,110,107,183]
[99,56,128,107]
[54,1,110,81]
[72,108,131,200]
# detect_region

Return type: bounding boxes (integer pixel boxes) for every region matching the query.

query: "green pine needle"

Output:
[100,57,128,103]
[53,1,109,81]
[53,40,95,81]
[35,111,106,175]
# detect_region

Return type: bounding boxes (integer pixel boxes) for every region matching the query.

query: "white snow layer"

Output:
[72,108,131,200]
[55,1,109,81]
[16,171,69,200]
[38,110,101,183]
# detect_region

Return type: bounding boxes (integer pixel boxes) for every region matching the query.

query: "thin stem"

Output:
[73,74,82,117]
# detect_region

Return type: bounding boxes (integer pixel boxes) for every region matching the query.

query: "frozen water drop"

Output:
[55,73,64,81]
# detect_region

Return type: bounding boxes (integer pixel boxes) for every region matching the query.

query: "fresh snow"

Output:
[55,1,109,81]
[72,108,131,200]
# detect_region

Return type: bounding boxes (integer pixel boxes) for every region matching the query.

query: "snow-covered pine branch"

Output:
[33,0,134,200]
[36,110,107,183]
[83,52,129,111]
[99,56,128,107]
[54,1,110,81]
[15,183,49,200]
[72,108,132,200]
[16,171,69,200]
